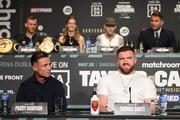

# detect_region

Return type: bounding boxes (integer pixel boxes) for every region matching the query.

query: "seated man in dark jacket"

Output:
[15,15,43,47]
[136,11,177,53]
[16,51,67,113]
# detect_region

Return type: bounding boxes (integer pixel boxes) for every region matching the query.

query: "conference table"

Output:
[1,110,180,120]
[0,52,180,113]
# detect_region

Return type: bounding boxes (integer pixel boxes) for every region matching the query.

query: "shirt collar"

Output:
[154,27,162,38]
[32,73,50,84]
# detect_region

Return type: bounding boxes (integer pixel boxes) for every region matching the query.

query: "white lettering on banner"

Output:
[114,5,135,13]
[30,8,52,13]
[79,71,90,86]
[155,71,180,87]
[0,0,16,38]
[167,95,179,102]
[89,71,101,86]
[79,71,115,87]
[0,75,3,80]
[0,90,14,94]
[142,61,180,68]
[155,71,167,87]
[51,62,68,69]
[0,61,14,67]
[79,70,180,88]
[168,71,180,86]
[4,75,23,80]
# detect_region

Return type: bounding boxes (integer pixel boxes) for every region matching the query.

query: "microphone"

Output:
[129,87,132,103]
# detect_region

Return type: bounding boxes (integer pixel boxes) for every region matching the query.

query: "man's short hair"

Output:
[151,11,164,20]
[26,15,37,22]
[116,45,134,56]
[31,51,49,66]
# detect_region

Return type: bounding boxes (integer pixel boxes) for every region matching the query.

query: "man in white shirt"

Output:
[97,46,157,112]
[96,17,124,48]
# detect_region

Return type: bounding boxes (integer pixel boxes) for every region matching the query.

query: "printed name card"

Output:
[11,102,48,115]
[20,47,36,52]
[114,103,151,115]
[100,47,114,52]
[60,46,79,52]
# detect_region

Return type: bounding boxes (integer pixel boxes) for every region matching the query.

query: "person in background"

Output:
[97,46,156,112]
[58,16,85,53]
[16,15,42,47]
[96,17,124,48]
[136,11,177,53]
[16,51,67,113]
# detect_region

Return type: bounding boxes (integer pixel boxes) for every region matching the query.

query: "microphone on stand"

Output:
[129,87,132,103]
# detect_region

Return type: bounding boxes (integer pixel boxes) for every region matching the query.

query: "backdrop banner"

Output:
[1,0,179,49]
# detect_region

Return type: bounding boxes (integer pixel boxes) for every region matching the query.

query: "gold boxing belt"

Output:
[0,38,13,53]
[38,36,54,53]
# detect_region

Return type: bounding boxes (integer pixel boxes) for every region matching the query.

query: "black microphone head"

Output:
[129,87,132,103]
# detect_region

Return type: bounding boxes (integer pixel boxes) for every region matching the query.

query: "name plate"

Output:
[114,103,151,115]
[20,47,36,53]
[152,47,173,53]
[60,46,79,52]
[99,47,118,52]
[11,102,48,115]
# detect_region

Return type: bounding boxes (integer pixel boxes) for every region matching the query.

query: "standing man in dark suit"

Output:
[136,11,177,53]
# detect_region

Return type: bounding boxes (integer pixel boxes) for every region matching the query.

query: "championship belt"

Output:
[38,36,54,53]
[0,38,14,53]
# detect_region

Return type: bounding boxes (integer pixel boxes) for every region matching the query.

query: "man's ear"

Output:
[25,22,27,28]
[32,64,37,71]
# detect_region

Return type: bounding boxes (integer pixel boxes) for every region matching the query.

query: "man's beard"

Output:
[119,63,135,75]
[28,28,36,34]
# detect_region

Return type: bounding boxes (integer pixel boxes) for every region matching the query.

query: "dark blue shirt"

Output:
[16,74,67,113]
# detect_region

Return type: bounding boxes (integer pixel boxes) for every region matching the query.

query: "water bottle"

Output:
[159,88,167,115]
[140,42,143,53]
[1,90,9,115]
[28,38,34,48]
[95,39,99,53]
[86,37,91,53]
[90,84,99,115]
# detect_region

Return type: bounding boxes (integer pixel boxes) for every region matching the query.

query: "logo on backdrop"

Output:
[91,2,103,17]
[114,1,135,19]
[0,0,16,38]
[51,70,70,99]
[147,0,161,18]
[30,8,53,13]
[174,1,180,13]
[119,26,129,37]
[63,5,72,15]
[37,25,47,36]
